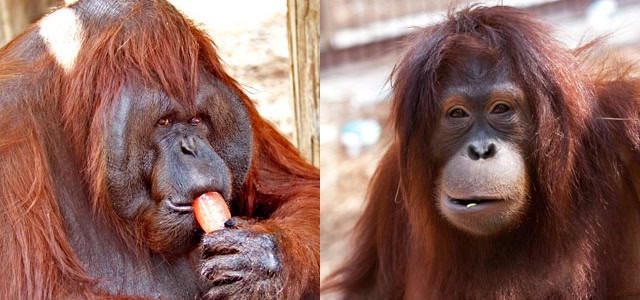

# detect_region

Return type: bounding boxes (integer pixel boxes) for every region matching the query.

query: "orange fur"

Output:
[323,6,640,299]
[0,0,318,298]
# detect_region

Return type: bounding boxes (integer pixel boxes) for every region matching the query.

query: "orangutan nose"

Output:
[468,141,497,160]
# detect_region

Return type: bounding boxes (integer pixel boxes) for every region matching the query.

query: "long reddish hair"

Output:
[0,0,318,298]
[324,6,639,299]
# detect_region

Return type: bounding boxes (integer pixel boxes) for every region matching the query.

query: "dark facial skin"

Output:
[104,71,253,255]
[433,57,533,236]
[103,71,287,296]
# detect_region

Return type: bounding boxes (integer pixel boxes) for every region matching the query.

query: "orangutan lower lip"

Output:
[164,199,194,213]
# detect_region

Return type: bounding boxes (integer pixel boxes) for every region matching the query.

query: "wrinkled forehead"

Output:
[116,71,235,109]
[107,70,250,148]
[437,53,519,102]
[439,52,512,86]
[194,72,240,107]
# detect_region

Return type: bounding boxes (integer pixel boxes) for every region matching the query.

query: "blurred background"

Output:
[0,0,320,164]
[319,0,640,291]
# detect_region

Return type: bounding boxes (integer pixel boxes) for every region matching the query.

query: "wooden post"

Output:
[287,0,320,167]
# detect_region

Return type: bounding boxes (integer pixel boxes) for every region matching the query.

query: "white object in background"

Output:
[587,0,618,30]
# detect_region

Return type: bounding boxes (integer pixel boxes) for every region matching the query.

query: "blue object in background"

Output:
[340,119,382,157]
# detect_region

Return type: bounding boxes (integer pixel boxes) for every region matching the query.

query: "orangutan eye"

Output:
[189,116,202,125]
[448,107,469,118]
[156,116,172,126]
[491,103,511,114]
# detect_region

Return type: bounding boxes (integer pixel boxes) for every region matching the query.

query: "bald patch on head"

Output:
[39,8,84,72]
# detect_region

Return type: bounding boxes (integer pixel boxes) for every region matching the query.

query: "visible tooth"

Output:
[466,203,477,208]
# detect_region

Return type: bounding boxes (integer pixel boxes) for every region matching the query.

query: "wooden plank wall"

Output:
[287,0,320,167]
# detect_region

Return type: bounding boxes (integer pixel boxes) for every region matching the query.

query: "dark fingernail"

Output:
[224,218,235,227]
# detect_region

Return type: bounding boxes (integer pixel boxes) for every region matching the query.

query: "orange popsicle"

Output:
[193,192,231,233]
